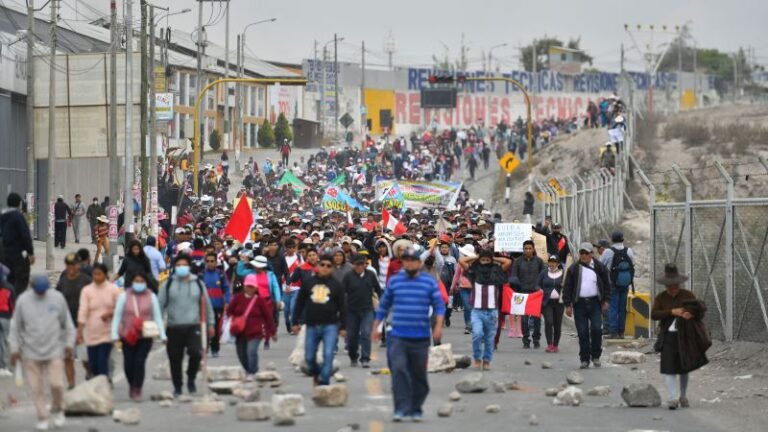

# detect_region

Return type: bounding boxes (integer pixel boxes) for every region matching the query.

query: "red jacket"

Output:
[227,293,276,340]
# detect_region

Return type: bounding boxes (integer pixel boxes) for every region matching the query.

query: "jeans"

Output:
[304,324,339,385]
[282,290,299,332]
[522,315,541,346]
[574,298,604,362]
[459,289,472,327]
[542,302,565,346]
[54,221,67,248]
[471,309,497,362]
[609,286,629,334]
[347,310,374,363]
[166,325,202,391]
[86,342,112,377]
[235,337,262,374]
[387,336,430,416]
[0,318,10,369]
[122,338,153,390]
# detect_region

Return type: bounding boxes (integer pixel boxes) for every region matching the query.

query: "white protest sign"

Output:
[494,223,532,253]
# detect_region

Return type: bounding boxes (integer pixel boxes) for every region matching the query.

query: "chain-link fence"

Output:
[649,176,768,342]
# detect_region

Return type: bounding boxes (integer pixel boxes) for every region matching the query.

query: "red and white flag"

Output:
[347,210,354,229]
[381,208,407,235]
[224,197,254,243]
[505,289,544,318]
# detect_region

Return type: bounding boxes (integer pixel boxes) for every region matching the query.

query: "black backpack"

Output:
[609,247,634,289]
[440,261,456,289]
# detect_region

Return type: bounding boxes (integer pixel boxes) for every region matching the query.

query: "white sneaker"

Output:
[35,420,49,431]
[244,374,254,382]
[0,368,13,377]
[52,412,66,428]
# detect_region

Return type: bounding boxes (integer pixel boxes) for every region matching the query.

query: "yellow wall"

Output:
[364,89,395,135]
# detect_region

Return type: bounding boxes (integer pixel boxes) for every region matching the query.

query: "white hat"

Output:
[250,256,268,269]
[97,215,109,223]
[177,242,192,252]
[459,244,477,259]
[409,218,419,226]
[352,239,364,249]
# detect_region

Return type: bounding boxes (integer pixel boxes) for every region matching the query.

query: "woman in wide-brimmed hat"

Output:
[651,263,708,410]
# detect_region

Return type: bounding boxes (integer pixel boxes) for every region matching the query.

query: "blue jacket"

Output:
[202,268,231,310]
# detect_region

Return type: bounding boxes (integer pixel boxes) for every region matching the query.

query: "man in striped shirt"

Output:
[373,246,445,423]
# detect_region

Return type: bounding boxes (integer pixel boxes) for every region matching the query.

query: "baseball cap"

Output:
[350,254,367,265]
[243,274,259,287]
[548,255,560,262]
[341,236,352,244]
[64,253,81,265]
[579,242,594,253]
[401,246,422,260]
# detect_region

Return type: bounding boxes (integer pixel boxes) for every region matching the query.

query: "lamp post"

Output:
[236,18,277,150]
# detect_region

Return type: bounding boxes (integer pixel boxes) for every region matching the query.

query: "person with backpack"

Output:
[158,254,215,396]
[600,231,635,339]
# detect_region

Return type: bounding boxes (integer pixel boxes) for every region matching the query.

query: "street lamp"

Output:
[236,18,277,150]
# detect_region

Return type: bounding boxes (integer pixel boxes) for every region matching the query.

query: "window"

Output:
[188,74,197,106]
[249,87,257,117]
[179,114,187,139]
[179,73,187,106]
[207,78,215,110]
[561,54,567,61]
[256,87,265,118]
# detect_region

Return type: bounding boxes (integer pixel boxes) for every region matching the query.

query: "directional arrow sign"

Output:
[499,152,521,174]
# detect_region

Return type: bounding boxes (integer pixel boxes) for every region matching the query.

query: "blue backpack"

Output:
[609,247,634,288]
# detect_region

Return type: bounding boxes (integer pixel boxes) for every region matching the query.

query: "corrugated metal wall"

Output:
[0,91,27,200]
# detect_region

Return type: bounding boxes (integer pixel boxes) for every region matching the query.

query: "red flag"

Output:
[382,208,407,235]
[507,289,544,318]
[347,210,354,229]
[224,197,254,243]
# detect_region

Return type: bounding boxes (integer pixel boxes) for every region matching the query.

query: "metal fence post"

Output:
[672,164,693,285]
[714,160,734,342]
[630,153,656,335]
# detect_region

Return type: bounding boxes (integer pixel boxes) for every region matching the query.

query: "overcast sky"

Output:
[54,0,768,72]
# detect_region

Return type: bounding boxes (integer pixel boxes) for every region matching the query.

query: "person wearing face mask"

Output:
[158,255,215,396]
[76,263,120,380]
[373,247,445,423]
[111,272,167,401]
[86,197,105,244]
[9,274,75,431]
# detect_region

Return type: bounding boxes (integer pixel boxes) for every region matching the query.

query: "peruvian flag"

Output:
[381,208,407,235]
[224,195,254,243]
[347,210,354,229]
[503,289,544,318]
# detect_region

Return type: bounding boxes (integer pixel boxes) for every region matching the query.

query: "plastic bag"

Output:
[220,317,233,344]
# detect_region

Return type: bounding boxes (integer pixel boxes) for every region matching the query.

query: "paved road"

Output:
[0,318,725,432]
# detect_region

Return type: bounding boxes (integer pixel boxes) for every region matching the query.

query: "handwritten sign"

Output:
[494,223,532,253]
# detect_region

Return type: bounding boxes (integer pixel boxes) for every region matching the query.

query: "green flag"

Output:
[332,173,346,186]
[277,171,307,194]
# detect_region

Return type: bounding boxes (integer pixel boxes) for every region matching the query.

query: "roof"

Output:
[0,4,110,53]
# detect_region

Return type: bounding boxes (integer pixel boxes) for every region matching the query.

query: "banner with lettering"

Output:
[375,179,462,209]
[379,182,406,210]
[321,185,369,213]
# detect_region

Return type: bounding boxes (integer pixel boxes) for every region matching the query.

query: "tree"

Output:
[520,37,593,72]
[257,119,275,148]
[274,113,293,146]
[208,128,222,151]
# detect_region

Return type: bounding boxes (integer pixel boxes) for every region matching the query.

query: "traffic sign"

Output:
[549,178,567,197]
[499,152,521,174]
[339,113,354,129]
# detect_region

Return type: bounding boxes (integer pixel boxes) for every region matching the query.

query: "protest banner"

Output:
[494,223,533,253]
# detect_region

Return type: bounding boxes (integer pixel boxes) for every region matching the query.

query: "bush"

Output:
[274,113,293,146]
[257,119,275,147]
[208,129,222,151]
[662,120,710,148]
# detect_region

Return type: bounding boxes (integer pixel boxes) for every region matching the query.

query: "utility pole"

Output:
[234,34,240,163]
[109,0,118,262]
[223,0,231,154]
[125,0,135,240]
[361,40,366,143]
[26,0,35,233]
[334,33,339,137]
[531,39,537,127]
[320,46,326,136]
[313,40,318,122]
[693,41,698,107]
[196,0,204,167]
[140,0,147,221]
[45,0,57,270]
[148,4,161,236]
